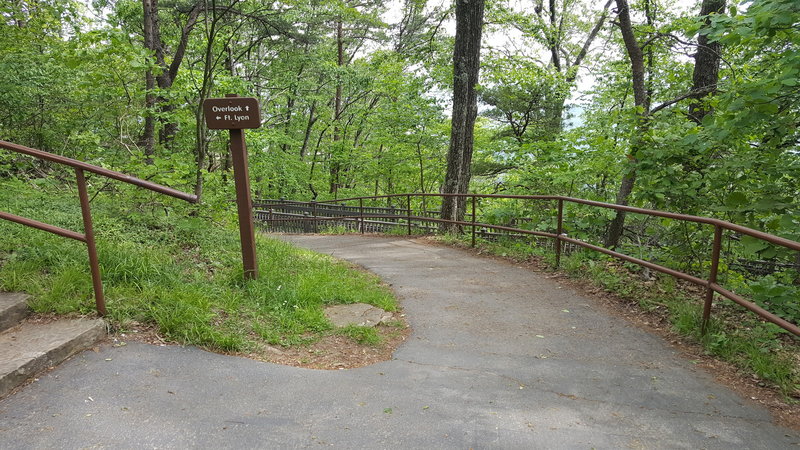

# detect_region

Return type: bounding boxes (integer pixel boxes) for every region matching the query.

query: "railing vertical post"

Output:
[555,199,564,268]
[75,169,106,316]
[407,194,412,236]
[311,201,318,233]
[471,195,476,248]
[359,198,364,234]
[702,224,723,334]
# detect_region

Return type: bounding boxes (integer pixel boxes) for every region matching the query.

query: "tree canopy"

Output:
[0,0,797,238]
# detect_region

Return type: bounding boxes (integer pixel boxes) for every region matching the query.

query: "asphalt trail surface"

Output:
[0,235,797,448]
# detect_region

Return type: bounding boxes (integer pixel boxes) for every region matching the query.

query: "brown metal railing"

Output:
[0,140,198,316]
[259,193,800,338]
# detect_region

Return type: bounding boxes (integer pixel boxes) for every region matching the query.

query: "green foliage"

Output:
[745,272,800,323]
[1,0,451,203]
[0,178,396,352]
[481,57,568,143]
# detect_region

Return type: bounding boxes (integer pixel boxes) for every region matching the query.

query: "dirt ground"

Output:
[110,314,410,371]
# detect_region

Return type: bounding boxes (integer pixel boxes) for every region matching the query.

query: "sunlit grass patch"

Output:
[0,178,397,354]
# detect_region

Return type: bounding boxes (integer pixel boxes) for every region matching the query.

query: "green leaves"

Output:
[724,192,748,209]
[740,235,769,256]
[749,274,800,323]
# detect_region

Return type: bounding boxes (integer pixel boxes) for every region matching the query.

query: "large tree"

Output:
[140,0,203,162]
[603,0,650,249]
[441,0,485,230]
[487,0,614,135]
[688,0,726,123]
[604,0,726,248]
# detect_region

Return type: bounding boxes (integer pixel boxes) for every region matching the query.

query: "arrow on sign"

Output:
[245,106,250,111]
[216,116,222,120]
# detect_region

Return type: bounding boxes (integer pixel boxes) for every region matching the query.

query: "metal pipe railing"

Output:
[259,193,800,337]
[1,140,198,316]
[2,140,196,203]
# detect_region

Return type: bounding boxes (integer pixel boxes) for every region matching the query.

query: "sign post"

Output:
[203,94,261,280]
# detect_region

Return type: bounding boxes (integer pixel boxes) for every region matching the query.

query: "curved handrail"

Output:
[0,140,198,315]
[290,193,800,251]
[258,193,800,337]
[1,140,198,203]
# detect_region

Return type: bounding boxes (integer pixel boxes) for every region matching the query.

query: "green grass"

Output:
[336,324,382,345]
[434,232,800,397]
[0,178,396,353]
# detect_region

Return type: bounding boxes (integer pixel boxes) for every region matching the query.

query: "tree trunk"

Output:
[604,169,636,248]
[540,0,613,135]
[282,61,305,155]
[606,0,725,247]
[156,2,202,148]
[194,104,206,201]
[330,19,345,197]
[416,138,428,213]
[605,0,650,249]
[140,0,158,164]
[689,0,725,123]
[140,0,202,155]
[192,1,219,201]
[440,0,485,232]
[300,102,317,160]
[615,0,648,110]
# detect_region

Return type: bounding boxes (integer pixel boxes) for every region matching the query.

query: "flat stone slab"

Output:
[0,318,106,398]
[324,303,392,327]
[0,293,30,333]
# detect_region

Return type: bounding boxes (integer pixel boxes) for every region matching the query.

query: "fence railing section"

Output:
[256,193,800,338]
[1,140,197,315]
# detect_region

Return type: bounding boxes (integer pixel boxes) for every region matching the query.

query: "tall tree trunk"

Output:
[140,0,157,164]
[539,0,613,135]
[282,62,306,155]
[441,0,485,232]
[605,0,650,249]
[300,101,317,160]
[155,2,202,149]
[374,143,383,197]
[605,169,636,248]
[193,0,220,201]
[330,19,345,197]
[140,0,202,156]
[416,138,428,212]
[605,0,725,248]
[689,0,725,123]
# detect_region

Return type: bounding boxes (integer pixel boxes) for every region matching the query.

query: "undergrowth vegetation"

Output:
[435,233,800,398]
[0,178,396,352]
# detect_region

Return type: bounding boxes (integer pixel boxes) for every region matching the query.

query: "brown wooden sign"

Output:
[203,97,261,129]
[202,94,260,280]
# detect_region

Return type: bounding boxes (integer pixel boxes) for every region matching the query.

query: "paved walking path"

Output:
[1,235,797,448]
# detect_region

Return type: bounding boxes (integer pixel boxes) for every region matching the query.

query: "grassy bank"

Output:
[0,178,396,352]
